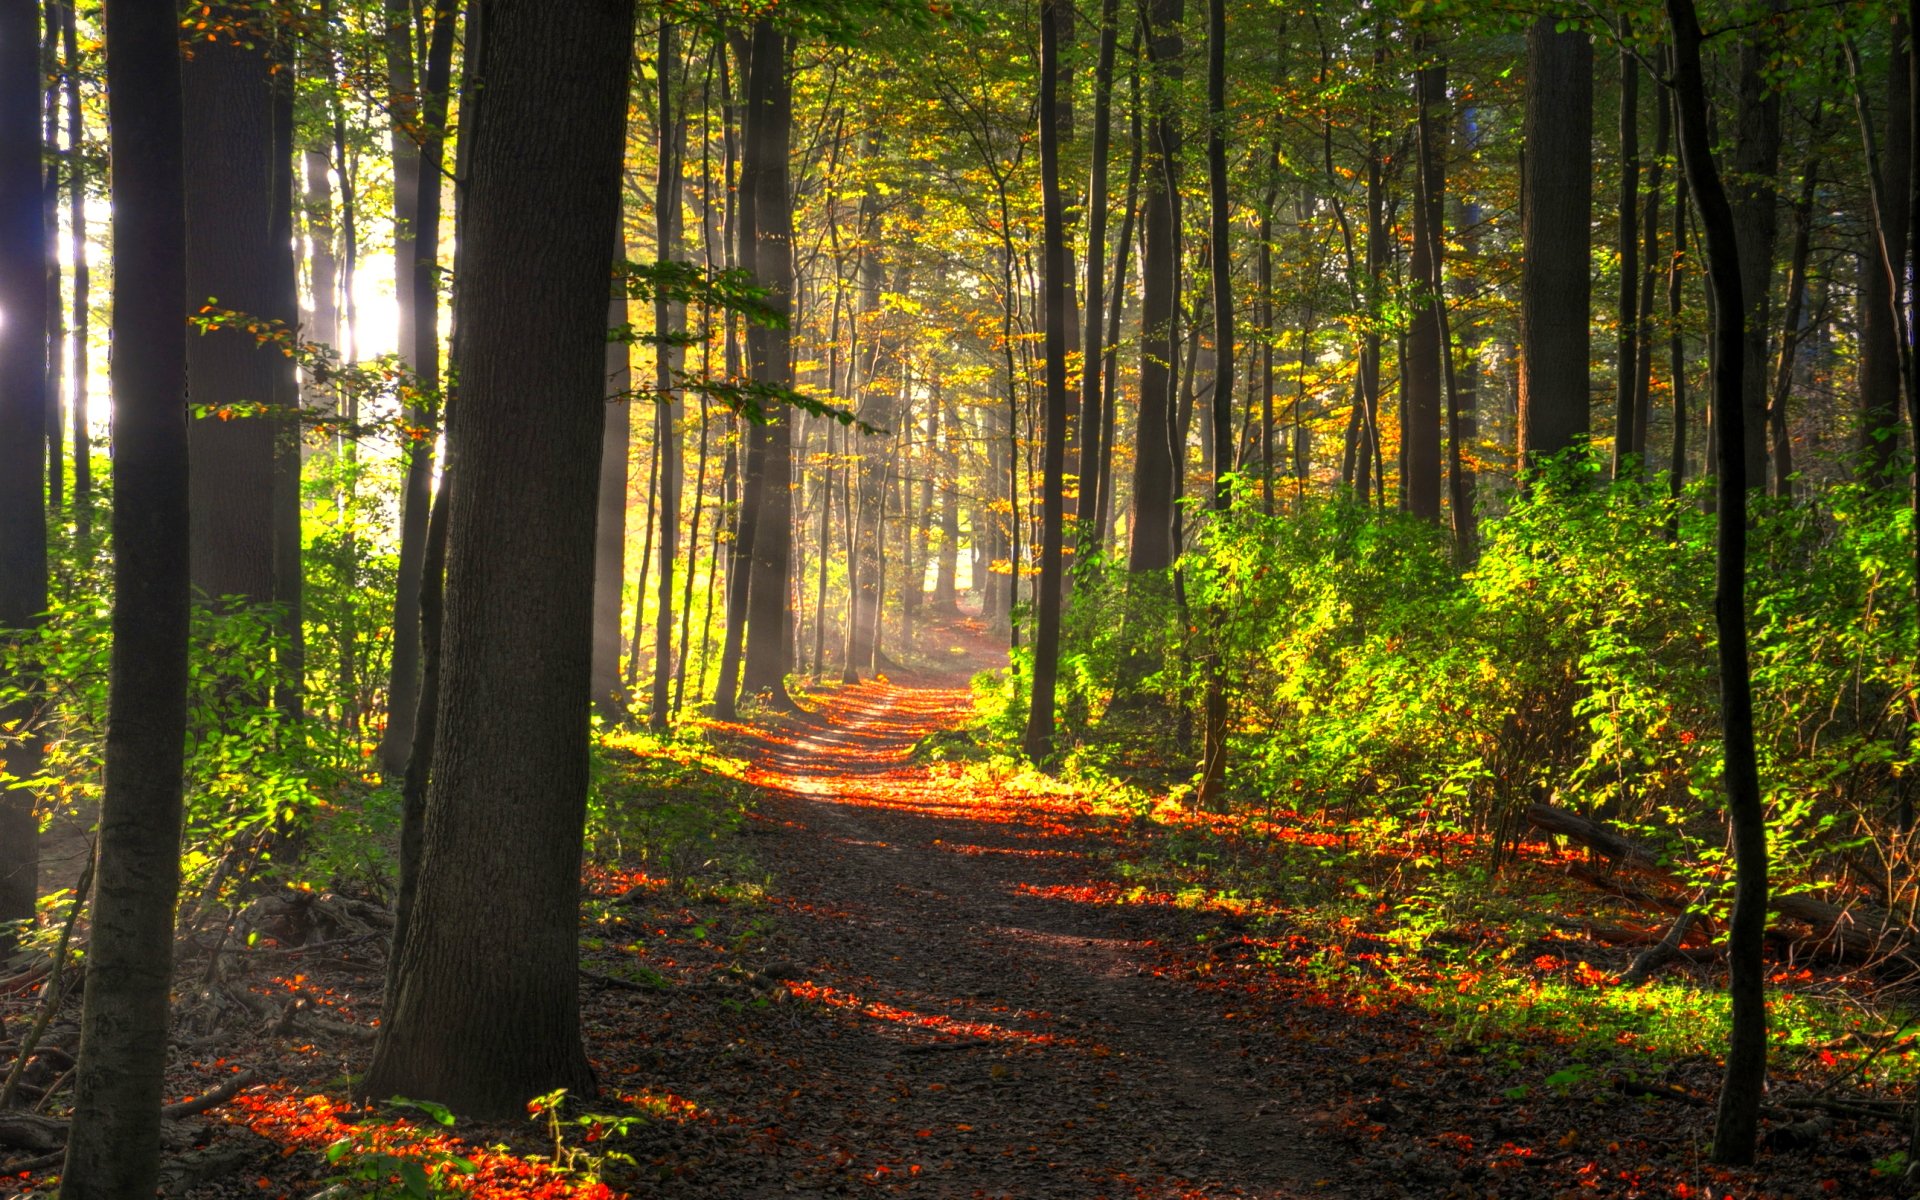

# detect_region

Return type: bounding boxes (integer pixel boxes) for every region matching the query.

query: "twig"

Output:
[161,1069,260,1121]
[0,850,94,1110]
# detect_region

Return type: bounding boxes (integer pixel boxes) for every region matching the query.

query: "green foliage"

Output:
[320,1097,477,1200]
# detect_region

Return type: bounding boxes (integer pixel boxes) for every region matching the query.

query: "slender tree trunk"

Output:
[62,0,87,540]
[1025,0,1071,763]
[0,0,50,949]
[379,0,457,773]
[60,2,190,1191]
[41,4,61,515]
[1404,39,1445,521]
[1634,75,1670,468]
[713,31,756,718]
[1670,128,1690,502]
[1614,28,1640,474]
[361,0,633,1118]
[594,227,632,719]
[1668,0,1767,1165]
[1196,0,1232,807]
[651,23,687,727]
[1851,25,1908,481]
[1730,3,1784,493]
[1767,154,1817,499]
[1077,0,1118,551]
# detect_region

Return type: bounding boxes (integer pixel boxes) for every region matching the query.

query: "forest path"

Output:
[646,629,1348,1199]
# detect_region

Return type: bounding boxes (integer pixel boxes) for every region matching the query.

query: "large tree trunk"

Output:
[0,0,49,949]
[60,1,191,1192]
[1668,0,1769,1165]
[1128,0,1181,573]
[1404,42,1445,521]
[183,25,282,609]
[739,20,795,707]
[361,0,633,1118]
[1025,0,1071,763]
[378,1,458,773]
[1517,16,1593,469]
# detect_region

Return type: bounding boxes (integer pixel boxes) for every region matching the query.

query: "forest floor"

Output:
[7,618,1916,1199]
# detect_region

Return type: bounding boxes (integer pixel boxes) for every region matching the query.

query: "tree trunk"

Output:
[62,0,87,540]
[360,0,633,1118]
[1730,3,1784,493]
[593,228,631,721]
[60,2,190,1192]
[1128,0,1182,573]
[183,23,282,609]
[1404,41,1445,521]
[1077,0,1118,551]
[1025,0,1071,763]
[1768,154,1818,499]
[0,0,49,949]
[649,22,687,728]
[1857,25,1908,482]
[740,20,795,707]
[1667,0,1768,1165]
[1634,74,1670,468]
[378,1,457,774]
[1518,16,1592,470]
[1196,0,1232,807]
[1614,30,1640,474]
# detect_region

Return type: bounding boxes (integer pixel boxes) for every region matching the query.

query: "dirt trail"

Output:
[678,644,1350,1199]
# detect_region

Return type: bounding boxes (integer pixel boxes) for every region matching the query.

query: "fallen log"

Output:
[0,1069,259,1155]
[1526,802,1920,971]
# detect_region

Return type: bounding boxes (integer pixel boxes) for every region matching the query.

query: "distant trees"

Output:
[362,0,634,1117]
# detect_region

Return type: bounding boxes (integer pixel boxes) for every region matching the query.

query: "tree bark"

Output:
[378,1,458,774]
[1128,0,1182,572]
[1517,16,1593,470]
[61,0,87,540]
[593,227,631,722]
[1667,0,1768,1165]
[1405,41,1445,521]
[0,0,49,950]
[1615,29,1640,474]
[1857,25,1908,482]
[1196,0,1233,807]
[60,2,190,1192]
[361,0,633,1118]
[1025,0,1071,764]
[1077,0,1118,553]
[1730,3,1783,493]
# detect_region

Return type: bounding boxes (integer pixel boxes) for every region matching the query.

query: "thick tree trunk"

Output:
[1668,0,1768,1165]
[1024,0,1070,764]
[361,0,633,1119]
[740,21,795,707]
[1128,0,1181,572]
[1518,16,1592,470]
[0,0,49,949]
[183,26,282,608]
[60,2,190,1193]
[378,1,457,774]
[1404,43,1445,521]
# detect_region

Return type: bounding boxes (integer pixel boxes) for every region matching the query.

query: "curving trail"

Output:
[606,632,1348,1199]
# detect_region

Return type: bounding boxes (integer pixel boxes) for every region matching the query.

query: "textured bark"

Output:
[0,0,49,946]
[1404,45,1445,521]
[1668,0,1768,1165]
[1517,16,1593,468]
[1128,0,1181,572]
[1025,0,1070,764]
[361,0,633,1118]
[183,27,281,607]
[1195,0,1232,807]
[379,1,458,774]
[60,1,190,1193]
[740,20,795,705]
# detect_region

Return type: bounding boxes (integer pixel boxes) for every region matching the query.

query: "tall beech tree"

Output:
[1128,0,1182,572]
[1024,0,1070,764]
[0,0,49,949]
[1666,0,1767,1165]
[60,0,190,1192]
[361,0,634,1117]
[1516,15,1592,469]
